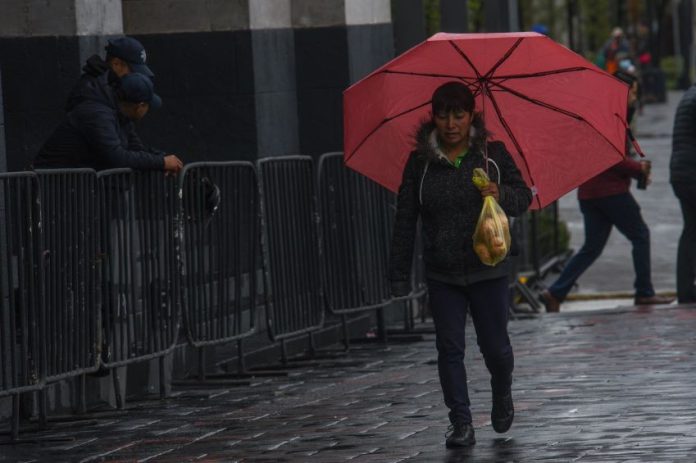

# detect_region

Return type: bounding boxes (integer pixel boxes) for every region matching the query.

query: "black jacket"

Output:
[34,57,165,171]
[389,119,532,294]
[671,85,696,184]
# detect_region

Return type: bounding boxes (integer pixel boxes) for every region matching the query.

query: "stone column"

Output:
[292,0,394,157]
[122,0,258,161]
[250,0,299,157]
[440,0,469,33]
[0,0,122,171]
[484,0,520,32]
[0,70,6,172]
[392,0,426,55]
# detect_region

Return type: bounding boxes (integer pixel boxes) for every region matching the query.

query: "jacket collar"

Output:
[414,114,489,163]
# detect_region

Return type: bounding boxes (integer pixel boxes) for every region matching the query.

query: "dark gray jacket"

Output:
[671,85,696,184]
[389,119,532,295]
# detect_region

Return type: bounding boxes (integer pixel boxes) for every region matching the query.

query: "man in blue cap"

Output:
[35,73,182,172]
[67,36,154,111]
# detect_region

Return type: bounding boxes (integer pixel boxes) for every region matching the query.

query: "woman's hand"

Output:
[480,182,499,201]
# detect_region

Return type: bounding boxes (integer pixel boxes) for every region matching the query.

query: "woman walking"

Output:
[389,82,532,447]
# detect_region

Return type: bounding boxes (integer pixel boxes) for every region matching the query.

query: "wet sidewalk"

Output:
[3,304,696,462]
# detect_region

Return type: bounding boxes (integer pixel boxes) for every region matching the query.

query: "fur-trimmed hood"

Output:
[413,113,489,163]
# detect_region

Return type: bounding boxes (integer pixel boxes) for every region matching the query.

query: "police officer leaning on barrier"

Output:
[33,72,183,173]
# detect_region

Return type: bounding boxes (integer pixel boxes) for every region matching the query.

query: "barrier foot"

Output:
[74,374,87,415]
[112,368,124,410]
[38,390,47,430]
[159,356,167,400]
[171,377,252,388]
[11,394,19,441]
[341,315,350,351]
[377,308,388,343]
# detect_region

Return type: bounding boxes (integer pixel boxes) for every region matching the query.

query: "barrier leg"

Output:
[377,308,388,343]
[38,390,47,429]
[112,368,124,409]
[237,339,246,375]
[159,356,167,399]
[11,394,20,441]
[74,374,87,415]
[341,314,350,351]
[307,332,317,358]
[198,348,206,381]
[280,339,288,365]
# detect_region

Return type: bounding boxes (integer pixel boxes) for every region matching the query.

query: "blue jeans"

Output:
[428,277,513,425]
[548,192,654,301]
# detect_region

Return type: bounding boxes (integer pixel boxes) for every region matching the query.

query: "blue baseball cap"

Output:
[106,37,154,78]
[119,73,162,109]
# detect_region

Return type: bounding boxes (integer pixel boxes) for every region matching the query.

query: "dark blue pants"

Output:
[428,277,513,425]
[672,182,696,303]
[548,192,654,301]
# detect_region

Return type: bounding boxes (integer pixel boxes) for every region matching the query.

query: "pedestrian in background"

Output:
[389,82,532,448]
[596,27,632,75]
[670,84,696,303]
[541,71,673,312]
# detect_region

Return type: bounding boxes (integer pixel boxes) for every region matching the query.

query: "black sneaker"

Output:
[445,422,476,448]
[491,392,514,433]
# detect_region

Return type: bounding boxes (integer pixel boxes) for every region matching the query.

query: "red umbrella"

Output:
[343,32,634,209]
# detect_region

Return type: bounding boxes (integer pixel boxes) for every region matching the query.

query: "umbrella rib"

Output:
[345,100,432,163]
[483,86,540,209]
[483,38,524,79]
[447,41,483,79]
[490,81,584,120]
[382,69,478,85]
[492,66,592,80]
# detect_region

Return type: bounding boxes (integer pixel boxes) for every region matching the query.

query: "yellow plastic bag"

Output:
[472,168,511,266]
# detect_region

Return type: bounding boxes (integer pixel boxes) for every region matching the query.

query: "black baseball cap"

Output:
[105,37,154,78]
[119,73,162,109]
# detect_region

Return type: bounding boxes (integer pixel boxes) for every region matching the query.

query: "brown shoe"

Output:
[541,290,561,312]
[634,295,675,306]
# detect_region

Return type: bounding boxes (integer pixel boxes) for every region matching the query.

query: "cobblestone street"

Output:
[3,304,696,462]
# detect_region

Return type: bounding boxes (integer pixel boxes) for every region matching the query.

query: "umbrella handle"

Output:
[616,112,645,158]
[627,129,645,158]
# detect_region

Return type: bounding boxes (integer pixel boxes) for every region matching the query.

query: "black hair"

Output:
[431,81,475,115]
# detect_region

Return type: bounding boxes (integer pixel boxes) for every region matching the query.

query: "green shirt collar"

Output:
[453,150,468,168]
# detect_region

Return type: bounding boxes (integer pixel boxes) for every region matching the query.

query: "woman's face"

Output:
[433,109,473,147]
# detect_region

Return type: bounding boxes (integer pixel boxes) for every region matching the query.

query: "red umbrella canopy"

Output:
[343,32,632,209]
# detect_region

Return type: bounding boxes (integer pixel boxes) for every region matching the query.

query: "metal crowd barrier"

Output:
[0,173,43,439]
[528,203,567,277]
[316,153,394,344]
[257,156,323,348]
[317,152,394,314]
[97,170,180,373]
[179,162,258,349]
[36,170,100,382]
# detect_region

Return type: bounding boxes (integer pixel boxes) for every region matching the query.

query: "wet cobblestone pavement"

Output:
[3,304,696,462]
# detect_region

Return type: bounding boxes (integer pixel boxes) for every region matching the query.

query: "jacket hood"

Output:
[65,56,118,111]
[83,55,109,77]
[413,113,489,162]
